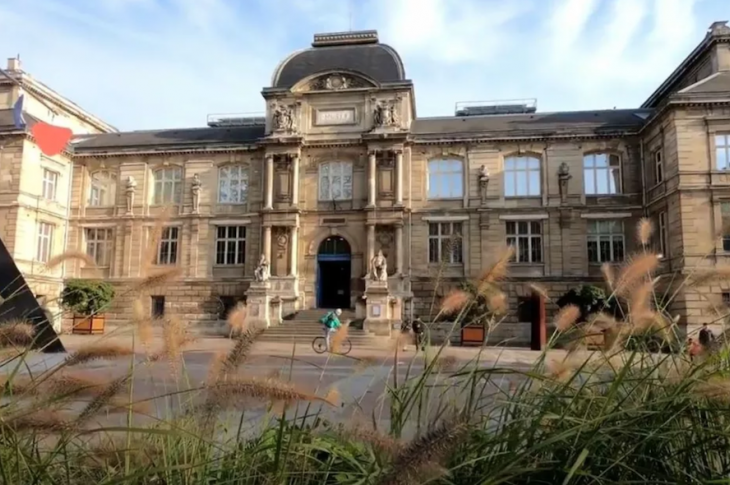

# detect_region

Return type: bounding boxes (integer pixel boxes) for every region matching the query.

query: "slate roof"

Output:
[410,109,653,140]
[271,31,405,88]
[72,125,265,152]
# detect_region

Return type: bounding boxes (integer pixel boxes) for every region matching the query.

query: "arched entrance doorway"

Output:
[317,236,351,309]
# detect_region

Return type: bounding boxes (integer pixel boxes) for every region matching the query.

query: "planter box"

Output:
[461,325,485,346]
[71,314,105,335]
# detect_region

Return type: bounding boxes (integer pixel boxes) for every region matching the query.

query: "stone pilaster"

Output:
[366,222,375,269]
[395,223,403,275]
[395,149,403,206]
[367,150,376,207]
[289,225,298,276]
[291,154,300,208]
[264,155,274,210]
[263,224,272,262]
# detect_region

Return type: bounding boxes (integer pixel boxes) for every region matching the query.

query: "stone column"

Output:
[395,149,403,206]
[366,223,375,267]
[367,151,376,207]
[289,225,298,276]
[263,225,272,262]
[291,154,300,207]
[395,223,403,275]
[264,155,274,210]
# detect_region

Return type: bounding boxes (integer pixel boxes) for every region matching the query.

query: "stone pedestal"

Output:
[270,297,283,326]
[245,281,272,330]
[364,279,391,336]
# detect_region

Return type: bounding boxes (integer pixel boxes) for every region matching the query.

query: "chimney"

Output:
[6,57,21,71]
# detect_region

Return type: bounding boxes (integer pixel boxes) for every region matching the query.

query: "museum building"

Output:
[1,23,730,343]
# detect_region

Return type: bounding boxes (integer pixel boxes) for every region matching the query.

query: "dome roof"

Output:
[271,30,406,89]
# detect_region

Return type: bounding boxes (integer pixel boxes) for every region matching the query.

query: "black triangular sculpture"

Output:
[0,236,65,353]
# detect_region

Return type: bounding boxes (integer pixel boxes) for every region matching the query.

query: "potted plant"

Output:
[60,279,115,335]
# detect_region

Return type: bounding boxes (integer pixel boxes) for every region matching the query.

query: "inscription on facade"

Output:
[314,108,356,126]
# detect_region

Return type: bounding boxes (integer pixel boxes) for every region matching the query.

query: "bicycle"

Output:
[312,335,352,355]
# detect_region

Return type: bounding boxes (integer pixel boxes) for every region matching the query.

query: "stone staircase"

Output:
[258,309,388,348]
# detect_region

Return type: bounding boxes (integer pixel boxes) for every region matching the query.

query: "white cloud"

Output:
[0,0,720,129]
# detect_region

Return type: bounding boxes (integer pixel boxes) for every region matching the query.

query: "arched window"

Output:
[318,161,353,201]
[427,159,463,199]
[218,165,249,204]
[88,170,117,207]
[153,167,182,205]
[504,156,541,197]
[583,153,621,195]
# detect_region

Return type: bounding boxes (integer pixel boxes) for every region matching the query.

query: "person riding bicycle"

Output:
[699,323,714,348]
[319,309,342,352]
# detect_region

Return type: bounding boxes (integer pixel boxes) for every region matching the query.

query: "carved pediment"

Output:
[298,72,376,92]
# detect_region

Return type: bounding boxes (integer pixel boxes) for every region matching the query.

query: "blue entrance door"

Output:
[317,236,351,309]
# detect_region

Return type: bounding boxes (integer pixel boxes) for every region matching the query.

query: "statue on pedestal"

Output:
[557,162,572,204]
[191,173,201,213]
[370,249,388,282]
[478,165,490,205]
[125,176,136,214]
[253,254,270,282]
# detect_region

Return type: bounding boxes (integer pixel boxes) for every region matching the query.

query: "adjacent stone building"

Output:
[1,23,730,343]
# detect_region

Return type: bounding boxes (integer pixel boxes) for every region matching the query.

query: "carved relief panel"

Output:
[377,152,395,199]
[272,226,289,277]
[274,155,292,202]
[375,225,395,275]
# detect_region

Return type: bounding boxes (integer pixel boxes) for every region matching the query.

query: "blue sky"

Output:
[0,0,727,131]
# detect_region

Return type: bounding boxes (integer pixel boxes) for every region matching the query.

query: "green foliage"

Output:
[557,284,618,321]
[59,279,115,315]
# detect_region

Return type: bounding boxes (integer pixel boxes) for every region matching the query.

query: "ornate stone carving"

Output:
[376,227,393,250]
[478,165,490,206]
[370,249,388,282]
[372,99,399,128]
[274,227,288,259]
[253,254,270,282]
[124,176,136,214]
[191,173,201,213]
[309,73,370,91]
[557,162,572,204]
[271,103,297,133]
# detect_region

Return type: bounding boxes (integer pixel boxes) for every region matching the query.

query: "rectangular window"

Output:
[218,165,249,203]
[654,149,664,183]
[151,296,165,318]
[42,169,58,201]
[427,159,464,199]
[506,220,542,263]
[716,133,730,171]
[722,292,730,307]
[504,157,541,197]
[427,222,463,264]
[318,161,353,201]
[587,220,625,263]
[156,227,179,265]
[153,167,182,205]
[658,211,668,258]
[85,228,114,266]
[722,203,730,252]
[583,153,621,195]
[215,226,246,265]
[36,222,53,263]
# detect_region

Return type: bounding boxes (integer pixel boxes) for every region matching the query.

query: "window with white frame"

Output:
[318,161,353,201]
[42,168,58,201]
[716,134,730,171]
[506,221,543,263]
[722,203,730,252]
[504,156,541,197]
[428,222,463,264]
[156,227,179,265]
[88,170,117,207]
[654,149,664,184]
[215,226,246,265]
[583,153,621,195]
[218,165,249,204]
[658,211,668,258]
[36,222,53,263]
[153,167,182,205]
[85,228,114,266]
[587,220,625,263]
[427,159,464,199]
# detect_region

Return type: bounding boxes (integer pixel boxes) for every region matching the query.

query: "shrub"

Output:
[556,284,618,322]
[60,279,115,316]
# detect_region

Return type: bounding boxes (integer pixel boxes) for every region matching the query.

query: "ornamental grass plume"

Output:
[440,289,470,314]
[44,250,96,271]
[614,252,660,295]
[205,377,334,408]
[226,302,248,337]
[331,321,350,354]
[131,298,153,347]
[0,321,36,348]
[142,206,172,273]
[132,266,184,292]
[637,217,654,247]
[601,262,615,290]
[76,374,131,424]
[64,342,135,367]
[2,410,70,433]
[553,304,581,332]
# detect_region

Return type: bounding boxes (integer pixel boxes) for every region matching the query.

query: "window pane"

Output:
[517,221,528,234]
[584,169,595,194]
[515,172,527,196]
[587,239,598,263]
[428,238,439,263]
[506,221,515,235]
[594,153,607,167]
[504,172,515,197]
[718,147,728,170]
[599,239,611,262]
[517,238,529,262]
[530,222,541,234]
[609,168,620,194]
[614,238,625,261]
[531,237,542,262]
[595,168,608,193]
[528,171,540,196]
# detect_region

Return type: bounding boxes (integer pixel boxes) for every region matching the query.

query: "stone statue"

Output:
[253,254,270,282]
[370,249,388,282]
[272,104,296,132]
[125,176,136,214]
[557,162,572,204]
[478,165,490,205]
[191,173,201,213]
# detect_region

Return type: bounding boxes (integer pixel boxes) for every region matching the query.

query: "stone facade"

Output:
[1,24,730,343]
